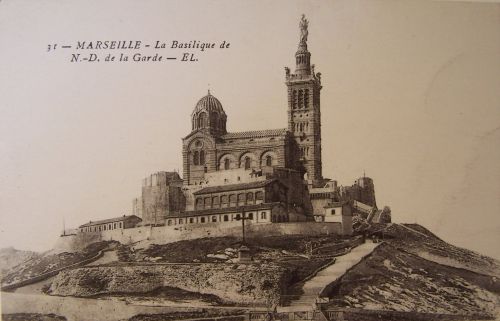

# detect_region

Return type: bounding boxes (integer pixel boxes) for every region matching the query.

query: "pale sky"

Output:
[0,0,499,258]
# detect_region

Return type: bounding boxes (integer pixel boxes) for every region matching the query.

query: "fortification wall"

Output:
[56,221,343,252]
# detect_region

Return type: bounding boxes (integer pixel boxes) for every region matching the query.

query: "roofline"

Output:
[221,128,288,139]
[167,202,283,218]
[79,215,142,228]
[193,179,281,195]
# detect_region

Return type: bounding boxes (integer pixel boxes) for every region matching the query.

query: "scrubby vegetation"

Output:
[1,313,67,321]
[322,224,500,318]
[1,241,119,286]
[119,234,347,264]
[384,223,500,277]
[128,309,246,321]
[112,234,355,290]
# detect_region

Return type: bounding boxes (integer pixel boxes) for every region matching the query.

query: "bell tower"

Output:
[286,15,324,187]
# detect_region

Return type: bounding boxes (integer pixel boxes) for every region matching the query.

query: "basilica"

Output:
[77,16,386,238]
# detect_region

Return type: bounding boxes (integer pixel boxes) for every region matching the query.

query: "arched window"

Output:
[238,193,246,204]
[304,89,309,108]
[223,215,229,221]
[229,194,237,206]
[200,217,206,223]
[211,112,219,129]
[199,150,205,165]
[167,220,172,226]
[244,157,251,170]
[193,151,199,165]
[298,90,303,109]
[204,197,211,209]
[211,216,217,222]
[196,198,203,210]
[221,195,228,206]
[293,90,298,109]
[266,155,272,166]
[212,196,220,208]
[248,213,253,220]
[247,192,254,203]
[198,113,207,128]
[224,158,230,170]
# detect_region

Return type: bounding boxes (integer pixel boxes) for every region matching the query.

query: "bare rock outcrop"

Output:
[49,263,290,306]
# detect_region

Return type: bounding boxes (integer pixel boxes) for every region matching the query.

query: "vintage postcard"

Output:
[1,1,499,321]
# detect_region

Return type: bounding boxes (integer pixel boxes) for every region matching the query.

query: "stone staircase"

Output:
[282,242,380,311]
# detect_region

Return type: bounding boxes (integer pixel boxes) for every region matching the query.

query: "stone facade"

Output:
[140,171,185,226]
[285,27,324,187]
[181,18,324,189]
[131,197,142,218]
[182,121,300,186]
[313,201,353,235]
[73,16,368,240]
[344,177,377,208]
[57,221,344,252]
[78,215,142,233]
[177,18,328,219]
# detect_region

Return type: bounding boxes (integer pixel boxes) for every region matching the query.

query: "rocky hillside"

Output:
[0,247,39,276]
[385,223,500,277]
[48,263,288,306]
[322,223,500,319]
[1,241,118,286]
[46,234,358,306]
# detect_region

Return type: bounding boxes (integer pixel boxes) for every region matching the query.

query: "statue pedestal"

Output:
[237,245,252,262]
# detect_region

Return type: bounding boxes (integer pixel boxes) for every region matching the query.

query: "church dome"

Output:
[191,90,227,135]
[192,91,226,116]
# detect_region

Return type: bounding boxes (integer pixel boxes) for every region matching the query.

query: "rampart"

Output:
[55,222,343,252]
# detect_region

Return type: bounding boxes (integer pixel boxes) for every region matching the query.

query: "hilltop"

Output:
[321,223,500,319]
[0,247,39,276]
[1,223,499,321]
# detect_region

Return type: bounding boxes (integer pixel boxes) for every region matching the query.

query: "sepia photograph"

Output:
[1,1,499,320]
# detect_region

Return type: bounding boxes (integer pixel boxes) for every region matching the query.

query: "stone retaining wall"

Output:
[55,222,343,252]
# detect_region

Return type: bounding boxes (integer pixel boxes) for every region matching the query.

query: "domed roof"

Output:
[192,91,226,115]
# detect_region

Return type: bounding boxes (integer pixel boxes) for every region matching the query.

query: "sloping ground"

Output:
[127,310,246,321]
[1,241,118,286]
[123,235,345,263]
[323,242,499,318]
[384,223,500,277]
[284,242,379,310]
[42,235,357,307]
[113,235,354,290]
[0,247,39,275]
[1,313,67,321]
